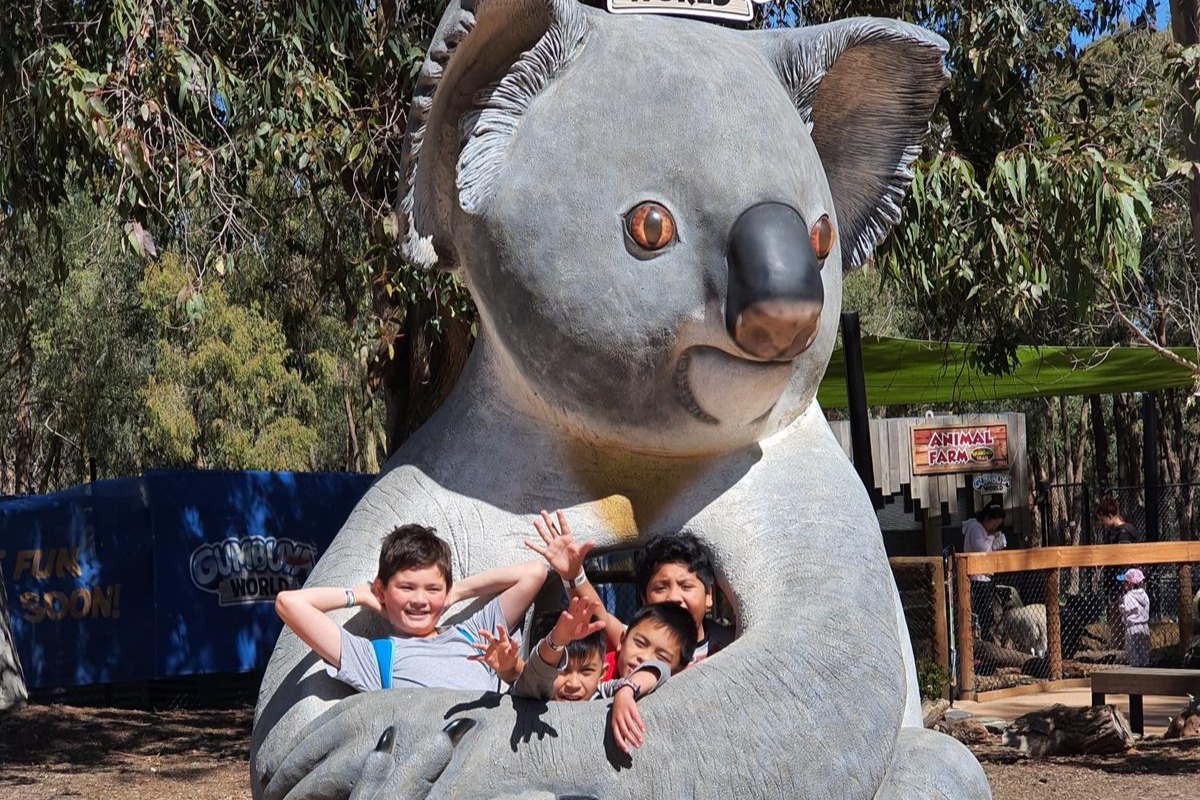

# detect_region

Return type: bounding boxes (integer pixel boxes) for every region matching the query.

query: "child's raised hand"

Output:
[524,509,595,581]
[611,687,646,753]
[550,596,606,646]
[468,625,521,682]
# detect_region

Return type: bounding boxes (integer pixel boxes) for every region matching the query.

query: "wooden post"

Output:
[931,558,950,683]
[1045,567,1062,681]
[954,554,975,700]
[1179,564,1194,661]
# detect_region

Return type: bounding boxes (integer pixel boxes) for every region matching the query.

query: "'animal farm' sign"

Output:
[912,424,1009,476]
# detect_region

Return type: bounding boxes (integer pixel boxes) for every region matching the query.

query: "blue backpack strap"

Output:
[370,638,393,690]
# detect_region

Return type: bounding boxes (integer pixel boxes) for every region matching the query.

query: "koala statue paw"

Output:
[262,690,483,800]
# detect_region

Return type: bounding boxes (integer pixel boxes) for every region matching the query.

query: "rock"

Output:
[936,717,992,745]
[1002,704,1134,757]
[978,717,1010,735]
[1164,697,1200,740]
[921,698,949,728]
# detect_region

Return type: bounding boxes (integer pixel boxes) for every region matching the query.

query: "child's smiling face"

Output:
[373,564,449,638]
[618,619,684,675]
[553,652,605,701]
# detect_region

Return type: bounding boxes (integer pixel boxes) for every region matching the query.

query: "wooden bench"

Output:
[1091,668,1200,734]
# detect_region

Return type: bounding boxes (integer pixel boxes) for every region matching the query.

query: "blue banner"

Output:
[0,478,152,688]
[0,469,372,689]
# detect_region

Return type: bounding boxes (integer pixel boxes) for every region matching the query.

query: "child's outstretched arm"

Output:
[498,560,552,630]
[533,596,606,668]
[447,558,548,630]
[611,668,664,753]
[274,584,380,669]
[525,509,625,649]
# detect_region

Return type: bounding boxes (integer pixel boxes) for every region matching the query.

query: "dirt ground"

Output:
[1,704,1198,799]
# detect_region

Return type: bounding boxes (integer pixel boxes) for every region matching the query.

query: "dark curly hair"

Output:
[634,531,716,601]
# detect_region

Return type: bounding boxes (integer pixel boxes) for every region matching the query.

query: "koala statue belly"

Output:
[251,2,991,798]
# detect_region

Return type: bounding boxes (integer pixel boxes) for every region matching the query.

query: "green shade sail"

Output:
[818,336,1200,408]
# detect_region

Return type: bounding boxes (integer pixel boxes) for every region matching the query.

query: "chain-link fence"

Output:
[1039,482,1200,546]
[889,557,951,698]
[954,543,1200,698]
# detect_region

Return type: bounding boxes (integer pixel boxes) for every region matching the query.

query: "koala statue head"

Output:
[401,0,946,456]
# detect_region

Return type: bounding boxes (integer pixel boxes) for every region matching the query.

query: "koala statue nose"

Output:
[725,202,824,361]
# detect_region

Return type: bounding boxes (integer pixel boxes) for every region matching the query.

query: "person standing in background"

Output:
[1097,495,1144,646]
[1096,495,1139,545]
[962,502,1007,642]
[1118,569,1151,667]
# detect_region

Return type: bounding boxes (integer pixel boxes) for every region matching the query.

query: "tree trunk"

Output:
[1113,393,1141,489]
[12,305,34,496]
[1070,400,1089,542]
[1001,703,1134,756]
[0,578,28,711]
[381,298,473,458]
[1090,395,1110,489]
[1171,0,1200,256]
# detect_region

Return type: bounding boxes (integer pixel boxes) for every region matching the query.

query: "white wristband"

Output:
[563,569,588,590]
[344,588,356,608]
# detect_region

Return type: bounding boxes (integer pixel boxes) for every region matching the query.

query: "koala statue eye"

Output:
[625,202,676,251]
[810,214,835,263]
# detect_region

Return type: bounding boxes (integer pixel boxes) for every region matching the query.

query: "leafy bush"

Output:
[917,659,949,700]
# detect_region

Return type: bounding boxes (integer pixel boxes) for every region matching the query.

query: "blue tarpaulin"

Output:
[0,469,373,689]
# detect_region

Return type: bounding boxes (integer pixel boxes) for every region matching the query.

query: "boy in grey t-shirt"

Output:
[275,523,548,693]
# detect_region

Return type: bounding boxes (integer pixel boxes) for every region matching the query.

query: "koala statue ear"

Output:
[755,19,949,271]
[398,0,588,270]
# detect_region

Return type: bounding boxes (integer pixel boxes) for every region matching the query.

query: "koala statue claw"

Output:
[252,2,991,798]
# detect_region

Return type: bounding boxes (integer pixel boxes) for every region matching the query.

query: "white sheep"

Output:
[994,584,1049,657]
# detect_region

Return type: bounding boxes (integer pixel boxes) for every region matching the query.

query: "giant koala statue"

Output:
[251,2,991,798]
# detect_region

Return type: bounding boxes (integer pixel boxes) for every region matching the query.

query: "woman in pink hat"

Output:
[1118,569,1151,667]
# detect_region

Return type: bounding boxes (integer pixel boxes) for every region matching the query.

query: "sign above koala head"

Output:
[399,2,947,454]
[606,0,757,23]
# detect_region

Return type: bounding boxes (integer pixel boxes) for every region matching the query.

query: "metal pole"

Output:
[841,312,879,509]
[1142,392,1160,542]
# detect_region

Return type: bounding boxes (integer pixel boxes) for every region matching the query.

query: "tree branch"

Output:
[1102,277,1200,381]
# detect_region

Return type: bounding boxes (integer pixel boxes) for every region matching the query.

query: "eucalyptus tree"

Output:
[0,0,464,459]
